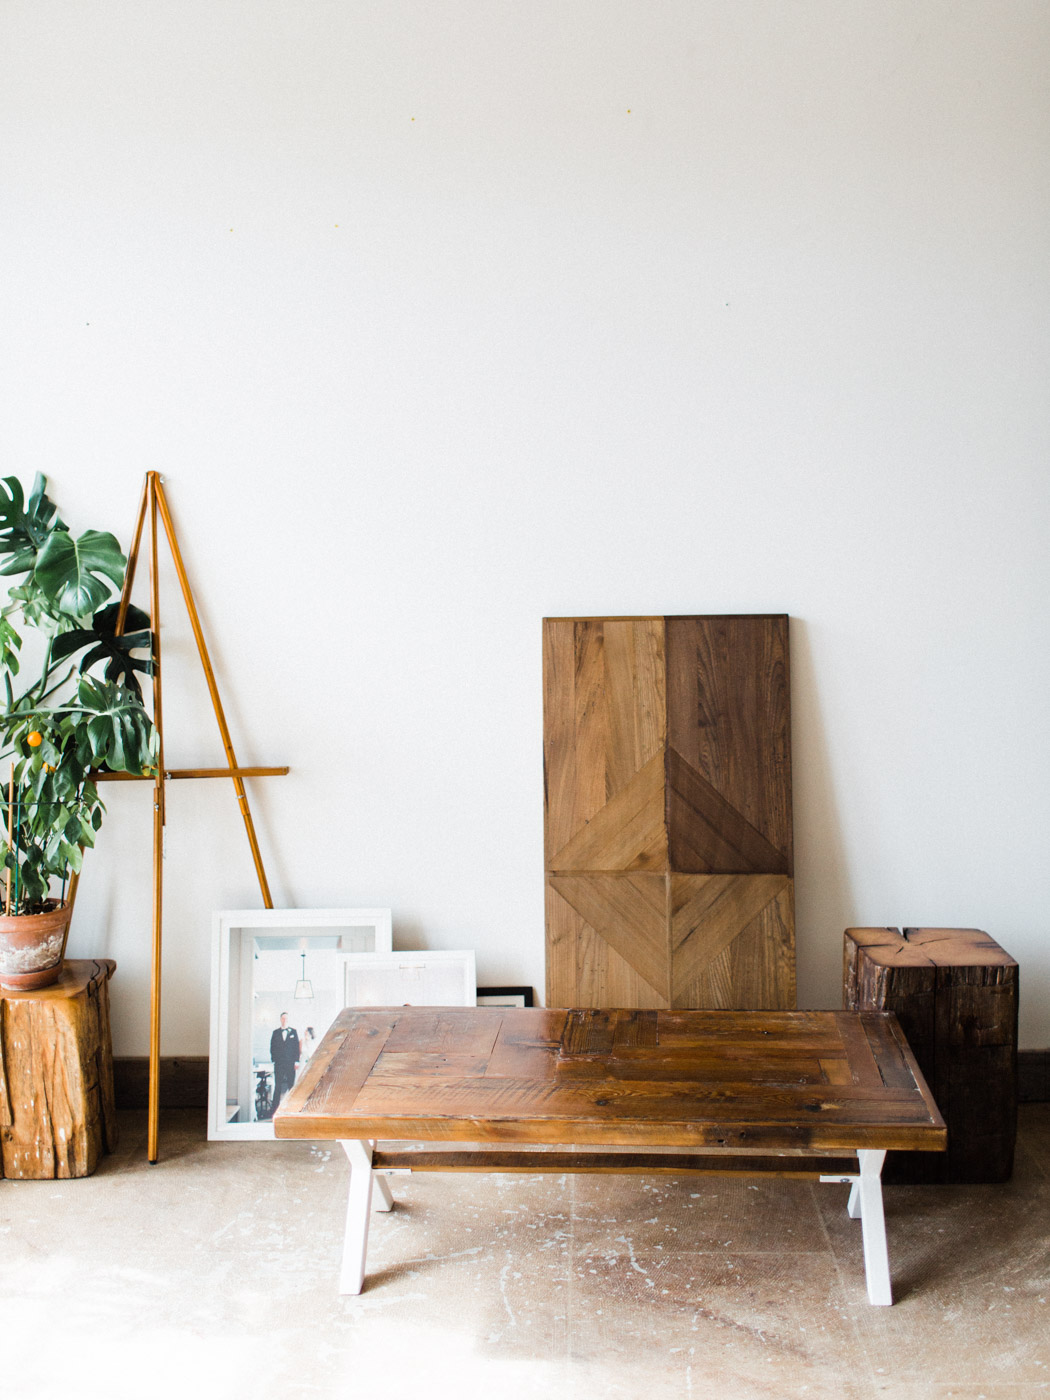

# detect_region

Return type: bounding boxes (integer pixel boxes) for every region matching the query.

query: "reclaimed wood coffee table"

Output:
[274,1006,945,1305]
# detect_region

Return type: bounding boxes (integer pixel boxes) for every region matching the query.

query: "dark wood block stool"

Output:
[0,958,118,1178]
[844,928,1018,1183]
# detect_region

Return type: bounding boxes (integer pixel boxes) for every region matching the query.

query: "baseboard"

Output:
[114,1056,209,1109]
[114,1051,1050,1111]
[1019,1050,1050,1103]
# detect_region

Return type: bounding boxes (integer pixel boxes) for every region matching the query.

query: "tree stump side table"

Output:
[0,958,118,1179]
[844,928,1018,1184]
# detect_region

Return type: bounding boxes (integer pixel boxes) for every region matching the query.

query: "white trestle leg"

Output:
[821,1149,892,1306]
[339,1139,377,1294]
[856,1149,892,1306]
[372,1169,395,1212]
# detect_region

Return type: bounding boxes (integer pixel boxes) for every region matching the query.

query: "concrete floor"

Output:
[2,1107,1049,1400]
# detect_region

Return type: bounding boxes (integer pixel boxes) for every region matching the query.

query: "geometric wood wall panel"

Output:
[550,872,670,997]
[546,879,669,1012]
[544,615,795,1011]
[671,875,795,1009]
[665,615,792,873]
[548,752,667,873]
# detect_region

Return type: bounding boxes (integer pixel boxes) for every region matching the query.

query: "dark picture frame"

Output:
[476,985,535,1008]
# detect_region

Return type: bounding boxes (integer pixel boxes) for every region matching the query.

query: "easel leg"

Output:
[153,478,275,907]
[146,476,165,1165]
[339,1139,376,1294]
[855,1149,892,1306]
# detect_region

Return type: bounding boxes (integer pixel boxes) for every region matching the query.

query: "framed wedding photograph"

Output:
[208,907,394,1141]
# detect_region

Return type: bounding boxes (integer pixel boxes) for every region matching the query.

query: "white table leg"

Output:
[339,1139,376,1294]
[373,1169,395,1212]
[821,1150,892,1305]
[856,1149,892,1306]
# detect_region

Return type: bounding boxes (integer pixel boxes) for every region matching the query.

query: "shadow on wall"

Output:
[789,618,856,1011]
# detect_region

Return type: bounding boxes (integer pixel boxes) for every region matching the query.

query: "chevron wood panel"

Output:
[670,874,790,981]
[544,615,795,1011]
[665,746,790,875]
[548,751,666,872]
[665,615,792,874]
[542,615,579,865]
[549,872,670,998]
[671,875,795,1009]
[543,617,665,866]
[601,619,666,793]
[545,878,669,1009]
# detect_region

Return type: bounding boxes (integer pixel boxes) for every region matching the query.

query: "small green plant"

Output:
[0,474,158,913]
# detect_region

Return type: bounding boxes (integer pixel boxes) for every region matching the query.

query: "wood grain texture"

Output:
[602,620,666,794]
[903,926,1016,968]
[548,751,666,872]
[844,927,1018,1184]
[670,874,794,1009]
[274,1006,946,1154]
[542,616,578,864]
[544,615,795,1011]
[549,873,670,1000]
[672,902,794,1012]
[561,1007,661,1054]
[665,747,790,875]
[543,618,666,867]
[0,959,117,1179]
[545,877,669,1009]
[572,621,610,840]
[664,615,792,872]
[371,1149,859,1177]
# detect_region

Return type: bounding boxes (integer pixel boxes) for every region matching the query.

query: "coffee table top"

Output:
[273,1007,946,1152]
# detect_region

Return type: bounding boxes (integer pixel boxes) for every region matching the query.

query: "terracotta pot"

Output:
[0,903,73,990]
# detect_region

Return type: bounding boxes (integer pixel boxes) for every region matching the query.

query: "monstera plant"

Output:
[0,474,157,989]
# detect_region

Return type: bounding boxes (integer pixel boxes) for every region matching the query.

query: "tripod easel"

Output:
[100,473,287,1162]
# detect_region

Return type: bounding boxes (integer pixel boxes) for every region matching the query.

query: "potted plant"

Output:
[0,474,158,989]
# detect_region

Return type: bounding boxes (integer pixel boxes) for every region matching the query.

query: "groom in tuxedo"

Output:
[269,1012,301,1113]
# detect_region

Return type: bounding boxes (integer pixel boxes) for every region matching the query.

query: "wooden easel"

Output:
[101,473,287,1162]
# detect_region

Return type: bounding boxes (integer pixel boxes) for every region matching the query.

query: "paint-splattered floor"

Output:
[2,1105,1049,1400]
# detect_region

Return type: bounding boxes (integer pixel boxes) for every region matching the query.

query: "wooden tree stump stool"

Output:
[0,959,118,1179]
[844,928,1018,1184]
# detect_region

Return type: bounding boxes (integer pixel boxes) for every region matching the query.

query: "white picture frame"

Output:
[208,908,394,1141]
[342,950,477,1012]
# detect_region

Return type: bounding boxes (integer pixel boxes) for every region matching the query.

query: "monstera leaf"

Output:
[50,602,154,697]
[33,529,127,620]
[0,614,21,674]
[0,474,62,575]
[73,676,157,774]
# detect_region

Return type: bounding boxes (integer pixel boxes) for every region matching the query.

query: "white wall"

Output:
[3,1,1048,1053]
